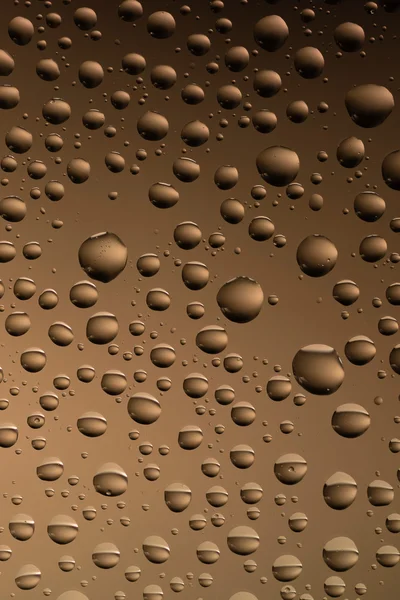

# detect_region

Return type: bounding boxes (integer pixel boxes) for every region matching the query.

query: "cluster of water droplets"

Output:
[0,0,398,599]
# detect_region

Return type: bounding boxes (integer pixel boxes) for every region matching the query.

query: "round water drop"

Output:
[164,483,192,512]
[331,403,370,438]
[128,393,161,424]
[293,344,344,395]
[296,234,338,277]
[143,535,170,563]
[256,146,299,187]
[323,472,357,510]
[217,277,264,323]
[227,526,260,555]
[323,537,359,572]
[47,515,78,544]
[79,232,127,283]
[15,564,41,590]
[92,542,120,569]
[272,555,303,582]
[93,462,128,496]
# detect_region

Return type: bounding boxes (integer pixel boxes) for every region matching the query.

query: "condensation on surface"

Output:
[0,0,399,599]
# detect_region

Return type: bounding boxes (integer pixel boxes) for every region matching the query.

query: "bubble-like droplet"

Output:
[296,234,338,277]
[274,454,307,485]
[292,344,344,395]
[70,281,98,308]
[0,84,19,109]
[77,412,107,437]
[214,165,239,190]
[138,111,169,141]
[86,312,118,344]
[376,545,400,568]
[174,222,202,250]
[354,191,386,222]
[178,425,203,450]
[217,276,264,323]
[0,423,18,447]
[367,479,394,506]
[9,513,35,540]
[56,592,89,600]
[74,7,97,30]
[196,325,228,354]
[267,376,292,401]
[324,575,346,598]
[334,22,365,52]
[230,444,255,469]
[386,282,400,305]
[323,472,357,510]
[379,316,398,336]
[147,11,175,39]
[47,515,79,544]
[332,405,371,443]
[187,33,211,56]
[0,545,12,561]
[333,280,359,306]
[288,512,308,533]
[101,370,127,395]
[254,15,289,51]
[6,126,32,154]
[252,109,278,133]
[181,120,209,147]
[118,0,143,22]
[323,537,359,572]
[256,146,299,186]
[48,322,74,347]
[294,47,325,79]
[183,373,208,398]
[221,198,245,223]
[43,98,71,125]
[15,564,41,590]
[359,234,387,262]
[66,158,90,184]
[0,49,14,76]
[147,289,171,311]
[173,157,199,182]
[125,564,141,582]
[386,514,400,534]
[227,526,260,555]
[197,541,220,564]
[92,542,120,569]
[253,69,282,99]
[128,393,161,425]
[93,462,128,497]
[389,344,400,374]
[150,344,175,367]
[344,335,376,365]
[5,312,31,336]
[345,84,394,128]
[272,555,303,582]
[79,231,127,283]
[143,584,163,600]
[337,136,365,168]
[8,16,34,46]
[36,58,60,81]
[21,347,46,373]
[79,61,104,88]
[36,457,63,481]
[164,483,192,512]
[232,402,256,427]
[143,535,170,563]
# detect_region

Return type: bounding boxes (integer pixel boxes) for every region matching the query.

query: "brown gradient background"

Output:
[0,0,399,598]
